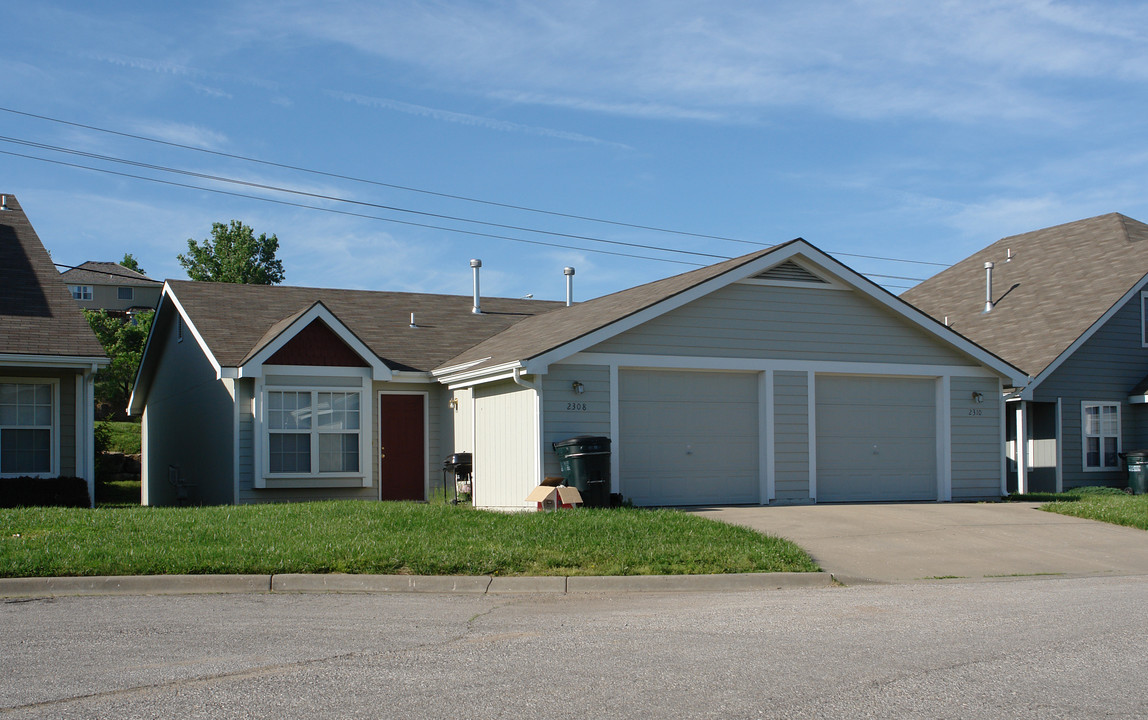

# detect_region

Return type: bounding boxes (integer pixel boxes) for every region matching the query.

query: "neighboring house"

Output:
[130,239,1024,508]
[60,261,163,315]
[0,194,108,505]
[903,213,1148,494]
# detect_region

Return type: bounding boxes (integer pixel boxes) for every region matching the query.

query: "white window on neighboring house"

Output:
[1082,402,1120,471]
[266,389,361,476]
[69,285,92,301]
[0,381,55,476]
[117,287,134,301]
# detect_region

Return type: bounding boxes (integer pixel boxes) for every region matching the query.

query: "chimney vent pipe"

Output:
[564,266,575,306]
[470,259,482,314]
[983,261,994,313]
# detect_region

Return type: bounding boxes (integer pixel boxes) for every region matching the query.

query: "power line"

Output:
[0,105,951,269]
[54,261,157,282]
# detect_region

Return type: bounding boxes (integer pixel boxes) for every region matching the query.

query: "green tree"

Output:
[120,253,146,276]
[84,310,154,418]
[178,220,285,284]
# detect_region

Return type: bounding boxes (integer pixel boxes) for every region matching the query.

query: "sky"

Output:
[5,1,1148,302]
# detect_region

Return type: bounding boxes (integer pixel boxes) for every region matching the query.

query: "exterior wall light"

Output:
[972,392,984,403]
[572,381,585,395]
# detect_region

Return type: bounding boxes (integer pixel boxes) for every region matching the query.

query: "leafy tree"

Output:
[178,220,285,284]
[84,310,154,418]
[120,253,146,276]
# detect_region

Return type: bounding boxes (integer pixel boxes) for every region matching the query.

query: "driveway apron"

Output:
[691,502,1148,583]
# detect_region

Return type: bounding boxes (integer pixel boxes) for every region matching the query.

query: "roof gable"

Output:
[902,213,1148,379]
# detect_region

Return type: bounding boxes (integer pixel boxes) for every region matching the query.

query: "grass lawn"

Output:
[98,421,141,455]
[1009,486,1148,531]
[0,501,818,578]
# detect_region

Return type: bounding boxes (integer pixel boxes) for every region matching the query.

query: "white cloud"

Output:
[129,121,229,150]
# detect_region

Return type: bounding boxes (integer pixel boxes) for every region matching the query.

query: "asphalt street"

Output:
[2,576,1146,719]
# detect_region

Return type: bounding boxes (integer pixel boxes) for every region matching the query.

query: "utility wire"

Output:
[54,261,157,282]
[0,148,704,267]
[0,105,950,269]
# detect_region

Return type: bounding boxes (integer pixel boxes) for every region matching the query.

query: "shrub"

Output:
[0,476,90,508]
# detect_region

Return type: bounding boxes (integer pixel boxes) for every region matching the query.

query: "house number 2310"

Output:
[567,402,588,411]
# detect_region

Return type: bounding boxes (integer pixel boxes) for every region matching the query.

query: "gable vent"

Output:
[754,260,827,284]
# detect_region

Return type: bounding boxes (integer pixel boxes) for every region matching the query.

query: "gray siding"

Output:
[0,367,81,477]
[542,364,611,478]
[773,371,810,502]
[950,376,1002,500]
[141,307,234,506]
[1033,294,1148,489]
[591,284,977,366]
[73,284,162,313]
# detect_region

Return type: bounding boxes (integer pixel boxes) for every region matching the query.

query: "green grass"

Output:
[95,480,141,507]
[98,421,141,455]
[1009,486,1148,531]
[0,501,818,578]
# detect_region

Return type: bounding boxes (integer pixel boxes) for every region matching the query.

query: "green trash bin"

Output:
[552,436,611,508]
[1124,450,1148,495]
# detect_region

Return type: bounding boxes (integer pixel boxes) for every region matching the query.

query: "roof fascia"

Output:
[434,360,524,387]
[1019,272,1148,400]
[0,354,108,370]
[236,302,391,382]
[128,286,204,414]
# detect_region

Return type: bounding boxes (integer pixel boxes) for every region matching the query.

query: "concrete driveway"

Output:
[691,502,1148,583]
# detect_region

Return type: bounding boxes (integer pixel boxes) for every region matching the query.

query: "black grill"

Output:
[441,453,473,504]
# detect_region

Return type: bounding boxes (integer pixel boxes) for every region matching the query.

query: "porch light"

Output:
[972,392,984,403]
[572,381,585,394]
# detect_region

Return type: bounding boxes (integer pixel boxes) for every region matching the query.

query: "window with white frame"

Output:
[0,382,54,475]
[1142,291,1148,347]
[266,389,360,475]
[69,285,92,301]
[117,287,133,301]
[1082,402,1120,470]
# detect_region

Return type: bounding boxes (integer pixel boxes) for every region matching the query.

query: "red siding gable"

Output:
[265,319,369,367]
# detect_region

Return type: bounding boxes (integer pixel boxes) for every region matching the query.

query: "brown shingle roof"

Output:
[0,195,107,359]
[167,280,565,373]
[434,244,786,373]
[901,213,1148,377]
[60,261,161,287]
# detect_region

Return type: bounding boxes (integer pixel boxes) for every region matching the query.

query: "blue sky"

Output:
[5,1,1148,301]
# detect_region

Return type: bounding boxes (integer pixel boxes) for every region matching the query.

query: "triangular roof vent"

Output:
[753,260,828,284]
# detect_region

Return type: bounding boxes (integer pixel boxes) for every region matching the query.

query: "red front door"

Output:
[378,394,425,501]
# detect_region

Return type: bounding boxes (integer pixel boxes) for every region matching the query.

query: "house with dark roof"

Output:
[902,213,1148,494]
[130,239,1024,508]
[60,261,162,315]
[0,195,108,505]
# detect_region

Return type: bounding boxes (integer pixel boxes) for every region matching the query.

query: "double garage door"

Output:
[619,370,937,506]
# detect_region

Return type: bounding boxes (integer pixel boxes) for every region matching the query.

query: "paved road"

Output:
[3,577,1147,719]
[692,502,1148,583]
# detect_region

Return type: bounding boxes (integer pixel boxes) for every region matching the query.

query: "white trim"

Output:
[433,357,493,377]
[736,278,850,291]
[377,389,431,498]
[807,371,817,502]
[510,368,543,489]
[228,378,241,505]
[999,383,1007,496]
[1080,400,1121,472]
[0,353,108,369]
[1015,401,1028,494]
[141,405,150,506]
[435,361,524,387]
[761,370,774,503]
[237,302,390,382]
[261,365,374,379]
[518,241,1026,386]
[938,375,952,501]
[0,376,61,479]
[566,352,995,379]
[162,284,221,376]
[609,364,620,495]
[1141,290,1148,349]
[1021,275,1148,399]
[1055,397,1064,493]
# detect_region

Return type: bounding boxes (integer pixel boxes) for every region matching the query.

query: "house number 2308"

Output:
[567,402,588,411]
[968,408,982,416]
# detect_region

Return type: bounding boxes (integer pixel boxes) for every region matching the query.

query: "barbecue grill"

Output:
[441,452,473,504]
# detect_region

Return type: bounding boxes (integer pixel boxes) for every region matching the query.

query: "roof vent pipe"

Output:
[1,195,7,211]
[983,261,994,313]
[470,259,482,314]
[1006,248,1013,262]
[564,266,575,306]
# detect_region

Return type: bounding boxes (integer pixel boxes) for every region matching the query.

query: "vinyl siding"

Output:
[950,376,1003,500]
[0,367,80,478]
[773,371,810,502]
[591,283,977,366]
[542,364,611,479]
[474,380,537,510]
[1033,294,1148,489]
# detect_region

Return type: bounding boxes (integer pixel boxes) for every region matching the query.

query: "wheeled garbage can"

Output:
[552,436,611,508]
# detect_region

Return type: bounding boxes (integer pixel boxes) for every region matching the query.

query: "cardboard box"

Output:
[525,485,583,511]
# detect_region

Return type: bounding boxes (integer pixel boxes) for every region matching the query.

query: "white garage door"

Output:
[619,369,759,506]
[816,375,937,502]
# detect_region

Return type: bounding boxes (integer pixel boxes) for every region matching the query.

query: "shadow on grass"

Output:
[1007,486,1130,503]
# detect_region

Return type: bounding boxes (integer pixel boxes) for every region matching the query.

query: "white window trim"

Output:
[253,370,372,488]
[1081,401,1121,472]
[69,285,92,301]
[0,377,61,479]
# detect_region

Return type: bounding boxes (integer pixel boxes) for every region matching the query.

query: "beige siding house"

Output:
[60,261,162,314]
[132,239,1023,508]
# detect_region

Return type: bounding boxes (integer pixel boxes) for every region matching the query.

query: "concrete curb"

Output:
[0,572,833,598]
[0,574,271,597]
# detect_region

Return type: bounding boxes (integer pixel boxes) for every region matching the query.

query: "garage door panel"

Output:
[817,376,937,503]
[620,369,759,506]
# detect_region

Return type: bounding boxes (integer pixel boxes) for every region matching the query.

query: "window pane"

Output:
[1102,406,1119,435]
[269,433,310,473]
[1,429,51,473]
[1083,405,1099,435]
[319,433,359,472]
[0,384,17,405]
[1104,437,1119,468]
[268,392,311,430]
[1085,436,1100,468]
